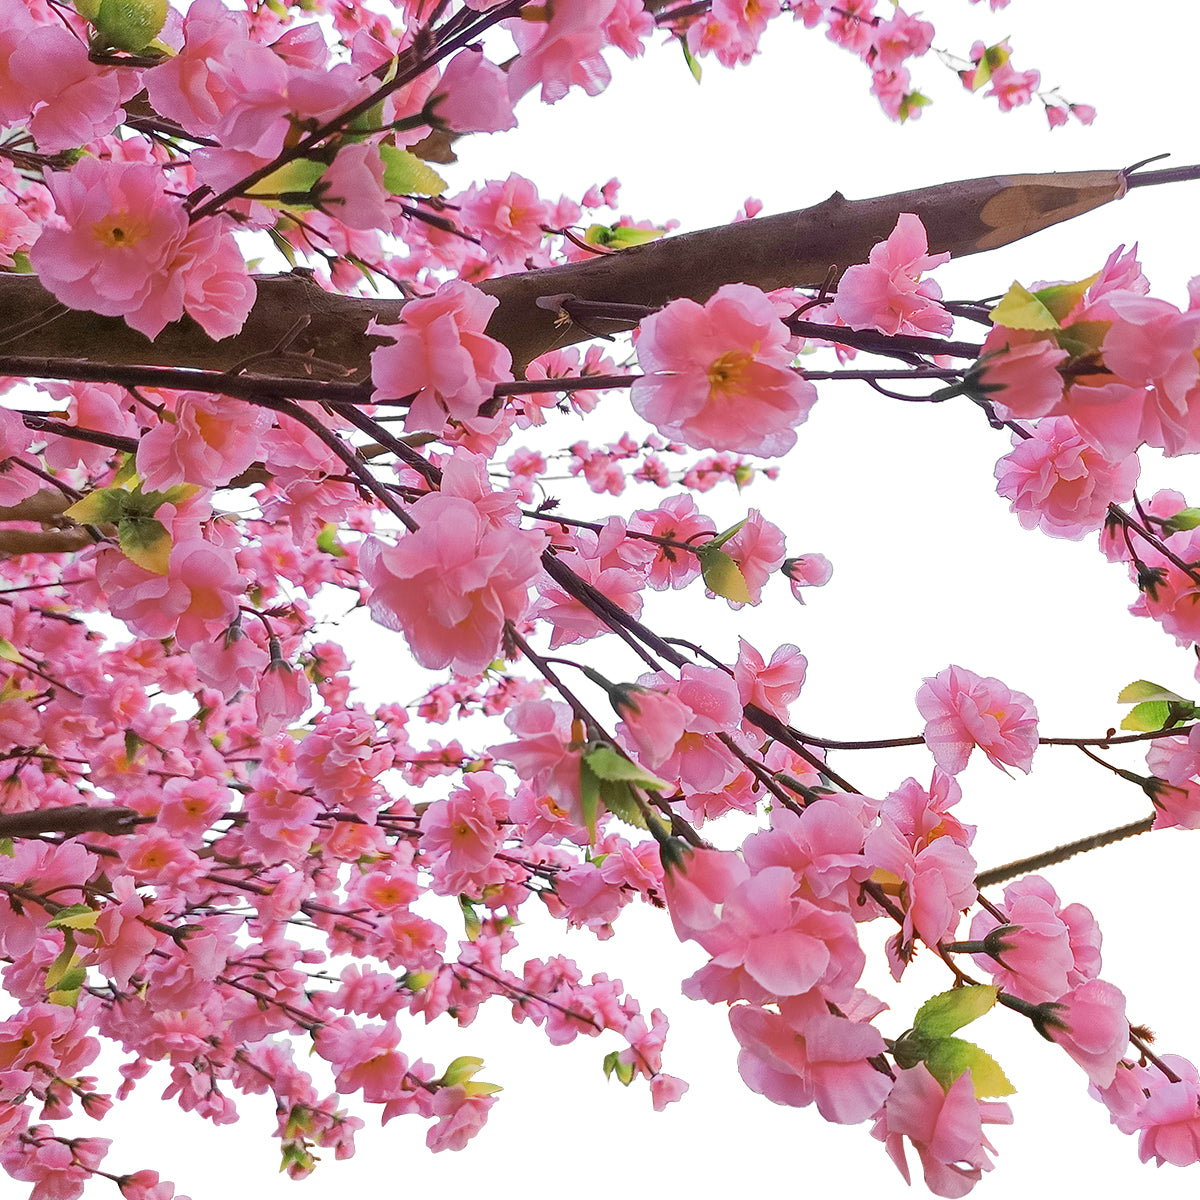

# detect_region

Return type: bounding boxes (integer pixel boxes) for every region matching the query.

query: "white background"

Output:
[98,3,1200,1196]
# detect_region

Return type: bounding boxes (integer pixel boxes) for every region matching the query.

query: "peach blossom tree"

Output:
[2,1,1200,1197]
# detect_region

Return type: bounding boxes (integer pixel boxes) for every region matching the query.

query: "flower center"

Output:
[706,349,754,395]
[93,211,151,248]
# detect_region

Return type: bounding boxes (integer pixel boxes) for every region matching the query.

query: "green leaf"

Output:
[578,756,602,842]
[458,895,481,942]
[898,92,931,123]
[1033,273,1099,323]
[0,838,13,858]
[118,516,172,575]
[602,1050,620,1080]
[913,986,998,1038]
[1054,319,1110,360]
[438,1056,485,1087]
[63,487,127,525]
[602,1049,635,1086]
[583,744,671,792]
[1118,680,1188,704]
[1121,700,1171,732]
[990,282,1060,331]
[923,1037,1015,1099]
[45,937,80,991]
[379,144,447,197]
[596,780,649,831]
[696,546,751,604]
[0,638,21,663]
[316,523,347,557]
[680,36,702,83]
[245,159,329,210]
[1164,507,1200,533]
[48,904,100,932]
[582,224,666,250]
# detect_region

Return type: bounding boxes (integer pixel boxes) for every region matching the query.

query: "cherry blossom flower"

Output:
[994,416,1140,539]
[916,665,1038,775]
[632,283,816,457]
[832,214,951,337]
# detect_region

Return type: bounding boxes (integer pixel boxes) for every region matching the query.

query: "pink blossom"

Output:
[873,1066,1012,1197]
[6,25,141,153]
[731,995,891,1123]
[733,639,806,721]
[721,510,787,605]
[432,48,517,133]
[613,685,690,768]
[370,280,513,436]
[916,665,1038,775]
[976,327,1069,419]
[627,494,716,590]
[363,493,544,675]
[504,0,619,105]
[458,175,552,266]
[832,214,951,337]
[1138,1060,1200,1167]
[995,416,1140,539]
[680,864,865,1004]
[968,876,1101,1004]
[254,657,313,737]
[1049,979,1128,1088]
[32,159,189,339]
[137,393,273,490]
[784,553,833,601]
[632,283,816,457]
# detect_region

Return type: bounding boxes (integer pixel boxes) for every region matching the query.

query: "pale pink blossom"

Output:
[916,665,1038,775]
[613,685,690,768]
[720,509,786,605]
[504,0,618,104]
[1137,1058,1200,1167]
[632,283,816,456]
[627,494,716,590]
[458,175,552,265]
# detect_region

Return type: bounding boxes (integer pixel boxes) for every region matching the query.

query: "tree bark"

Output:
[0,168,1129,380]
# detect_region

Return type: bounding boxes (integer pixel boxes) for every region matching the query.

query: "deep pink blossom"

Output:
[1049,979,1128,1088]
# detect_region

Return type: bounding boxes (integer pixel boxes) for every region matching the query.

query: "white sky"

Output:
[95,3,1200,1196]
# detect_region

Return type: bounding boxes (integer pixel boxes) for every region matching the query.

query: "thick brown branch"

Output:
[0,804,146,838]
[0,168,1135,378]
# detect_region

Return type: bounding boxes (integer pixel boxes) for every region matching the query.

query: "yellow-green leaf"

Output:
[118,516,172,575]
[246,159,328,209]
[924,1037,1015,1099]
[697,546,751,604]
[583,744,671,792]
[379,144,446,197]
[1033,272,1099,323]
[1117,680,1187,704]
[0,638,21,663]
[990,282,1060,331]
[582,224,666,250]
[914,985,998,1038]
[1121,700,1171,732]
[48,904,100,932]
[316,523,347,557]
[680,36,702,83]
[63,488,126,525]
[439,1056,485,1087]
